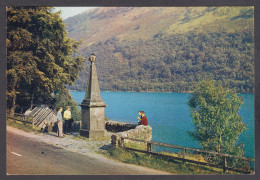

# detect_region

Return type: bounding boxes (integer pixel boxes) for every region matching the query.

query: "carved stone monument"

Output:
[80,54,106,138]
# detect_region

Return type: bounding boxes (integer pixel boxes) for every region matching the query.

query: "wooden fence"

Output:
[7,113,31,124]
[120,137,254,174]
[7,108,56,129]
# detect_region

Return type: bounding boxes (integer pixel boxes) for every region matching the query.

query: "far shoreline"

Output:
[69,89,254,95]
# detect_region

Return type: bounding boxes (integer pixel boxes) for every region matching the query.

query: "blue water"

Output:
[70,91,254,159]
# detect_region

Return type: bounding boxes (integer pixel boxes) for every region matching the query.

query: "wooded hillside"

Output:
[65,7,254,93]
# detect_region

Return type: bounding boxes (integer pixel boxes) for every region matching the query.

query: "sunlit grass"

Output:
[167,7,253,35]
[102,142,240,174]
[6,118,41,133]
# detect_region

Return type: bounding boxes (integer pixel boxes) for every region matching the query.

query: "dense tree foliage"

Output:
[7,7,85,114]
[188,80,248,168]
[70,28,254,93]
[52,89,81,122]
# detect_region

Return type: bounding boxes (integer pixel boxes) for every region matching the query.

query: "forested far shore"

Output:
[69,29,254,93]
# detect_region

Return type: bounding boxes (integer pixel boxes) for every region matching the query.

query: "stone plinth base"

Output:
[80,129,106,138]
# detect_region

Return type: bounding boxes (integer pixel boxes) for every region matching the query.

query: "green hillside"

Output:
[65,7,254,93]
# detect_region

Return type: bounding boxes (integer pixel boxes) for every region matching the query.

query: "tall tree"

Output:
[7,6,85,114]
[188,80,248,168]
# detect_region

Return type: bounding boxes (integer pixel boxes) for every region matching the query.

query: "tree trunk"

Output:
[218,134,222,152]
[10,96,17,117]
[30,93,34,110]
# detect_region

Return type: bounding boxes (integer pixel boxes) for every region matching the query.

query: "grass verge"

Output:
[7,118,41,133]
[101,142,240,175]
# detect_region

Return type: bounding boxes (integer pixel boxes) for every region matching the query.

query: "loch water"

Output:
[70,91,254,159]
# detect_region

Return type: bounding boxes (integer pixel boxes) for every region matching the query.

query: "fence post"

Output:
[120,138,124,148]
[111,135,117,147]
[182,148,186,164]
[223,156,227,173]
[13,114,16,123]
[147,142,152,152]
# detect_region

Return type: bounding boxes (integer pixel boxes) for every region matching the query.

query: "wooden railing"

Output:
[7,109,56,128]
[7,113,31,124]
[120,137,254,174]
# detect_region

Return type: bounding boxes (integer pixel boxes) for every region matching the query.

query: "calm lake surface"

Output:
[70,91,254,158]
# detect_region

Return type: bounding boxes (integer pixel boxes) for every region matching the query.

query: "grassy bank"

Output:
[102,142,240,175]
[6,118,41,133]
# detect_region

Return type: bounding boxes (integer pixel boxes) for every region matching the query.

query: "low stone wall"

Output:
[105,120,137,132]
[69,120,137,133]
[111,125,152,147]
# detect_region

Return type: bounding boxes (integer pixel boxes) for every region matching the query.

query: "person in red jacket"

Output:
[137,111,148,126]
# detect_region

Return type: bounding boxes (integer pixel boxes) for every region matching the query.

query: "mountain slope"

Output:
[65,7,254,93]
[66,7,253,44]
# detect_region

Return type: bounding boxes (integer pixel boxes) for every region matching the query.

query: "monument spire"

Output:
[80,53,106,138]
[82,53,105,107]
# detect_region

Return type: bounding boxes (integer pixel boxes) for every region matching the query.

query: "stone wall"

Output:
[105,120,137,132]
[111,125,152,147]
[70,120,137,132]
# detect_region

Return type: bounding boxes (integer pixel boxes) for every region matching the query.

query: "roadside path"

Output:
[7,126,172,175]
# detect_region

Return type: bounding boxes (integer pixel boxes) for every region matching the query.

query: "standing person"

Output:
[137,111,148,126]
[56,107,64,137]
[64,106,72,135]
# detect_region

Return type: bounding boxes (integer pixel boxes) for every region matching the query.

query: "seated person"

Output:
[137,111,148,126]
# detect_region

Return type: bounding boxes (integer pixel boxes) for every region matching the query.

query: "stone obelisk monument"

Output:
[80,54,106,138]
